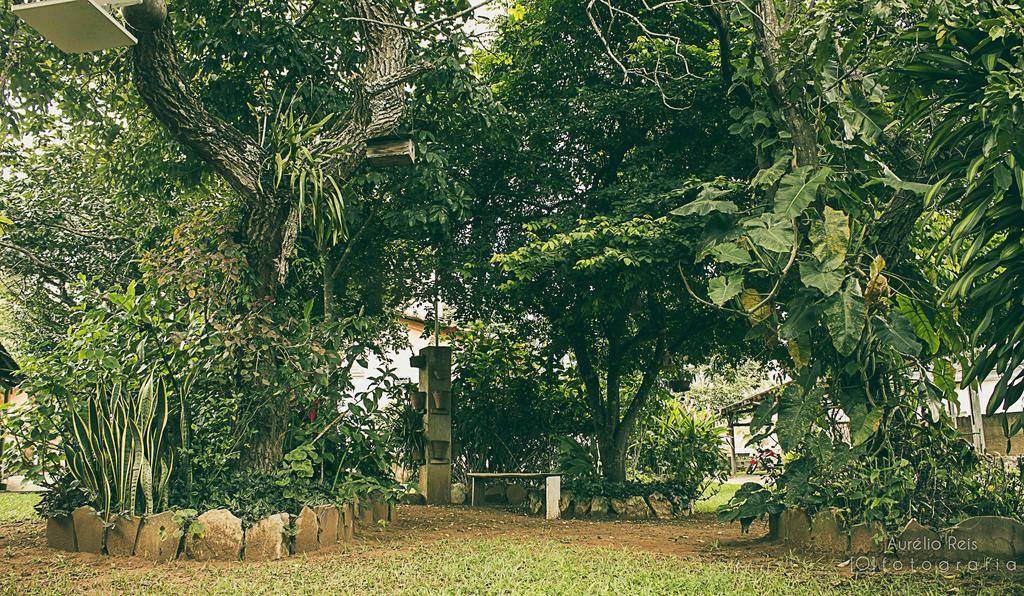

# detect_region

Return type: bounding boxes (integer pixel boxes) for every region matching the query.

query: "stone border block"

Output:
[185,509,243,561]
[46,515,77,552]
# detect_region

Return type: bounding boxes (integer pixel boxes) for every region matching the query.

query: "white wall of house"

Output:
[952,369,1024,417]
[349,305,449,400]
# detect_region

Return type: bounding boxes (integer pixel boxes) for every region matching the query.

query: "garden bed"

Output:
[450,480,693,520]
[773,507,1024,562]
[3,499,1022,593]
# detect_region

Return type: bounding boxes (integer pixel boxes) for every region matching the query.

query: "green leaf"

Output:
[799,260,844,296]
[850,407,883,446]
[780,297,824,340]
[710,243,752,265]
[876,311,922,356]
[897,296,939,354]
[671,199,738,217]
[824,279,867,356]
[773,166,832,219]
[717,482,781,531]
[777,385,820,451]
[808,206,849,270]
[932,358,957,398]
[708,273,744,306]
[744,214,793,253]
[751,156,789,188]
[869,172,933,195]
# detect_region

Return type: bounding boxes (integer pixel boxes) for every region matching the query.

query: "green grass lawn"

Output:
[2,491,1020,594]
[0,491,40,523]
[8,537,1019,595]
[694,482,742,514]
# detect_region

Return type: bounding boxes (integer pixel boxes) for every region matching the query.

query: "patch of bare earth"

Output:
[0,505,794,583]
[366,505,785,562]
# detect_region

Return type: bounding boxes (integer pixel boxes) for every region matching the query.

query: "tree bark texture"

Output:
[749,0,818,169]
[125,0,423,472]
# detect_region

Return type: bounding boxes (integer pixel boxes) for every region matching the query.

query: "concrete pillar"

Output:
[968,384,987,454]
[545,475,560,520]
[412,346,452,504]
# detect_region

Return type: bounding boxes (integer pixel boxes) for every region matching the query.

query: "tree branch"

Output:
[129,19,265,204]
[329,207,377,281]
[566,317,607,433]
[617,333,667,442]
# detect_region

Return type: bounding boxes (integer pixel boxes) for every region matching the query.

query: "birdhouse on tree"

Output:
[365,134,416,167]
[12,0,141,54]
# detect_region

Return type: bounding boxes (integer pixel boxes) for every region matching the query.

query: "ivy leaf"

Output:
[824,279,867,356]
[710,243,752,265]
[708,273,744,306]
[808,206,849,270]
[773,166,832,219]
[799,260,844,296]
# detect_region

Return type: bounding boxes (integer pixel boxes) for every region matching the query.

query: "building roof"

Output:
[718,383,789,418]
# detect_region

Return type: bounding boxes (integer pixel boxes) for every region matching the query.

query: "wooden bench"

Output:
[466,472,562,520]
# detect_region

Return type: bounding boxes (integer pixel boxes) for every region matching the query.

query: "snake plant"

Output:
[64,372,184,518]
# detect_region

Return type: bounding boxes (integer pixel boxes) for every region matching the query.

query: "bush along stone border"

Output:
[545,490,693,520]
[44,496,395,562]
[773,507,1024,562]
[448,480,693,520]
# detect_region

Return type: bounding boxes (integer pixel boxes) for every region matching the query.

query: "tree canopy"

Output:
[1,0,1023,528]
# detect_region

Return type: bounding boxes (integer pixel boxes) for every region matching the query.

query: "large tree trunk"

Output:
[571,321,667,483]
[241,394,290,474]
[124,0,425,473]
[597,430,628,483]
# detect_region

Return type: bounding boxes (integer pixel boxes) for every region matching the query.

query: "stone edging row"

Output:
[774,507,1024,561]
[46,497,395,562]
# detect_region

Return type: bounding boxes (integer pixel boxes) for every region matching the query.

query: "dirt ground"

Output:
[374,506,787,561]
[0,505,803,579]
[3,504,1024,594]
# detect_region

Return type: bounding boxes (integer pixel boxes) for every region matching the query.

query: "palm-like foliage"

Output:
[903,3,1024,432]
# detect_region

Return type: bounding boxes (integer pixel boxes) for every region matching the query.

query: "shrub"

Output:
[558,399,731,506]
[450,322,590,477]
[34,475,91,519]
[632,403,730,500]
[11,265,409,519]
[720,416,1024,531]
